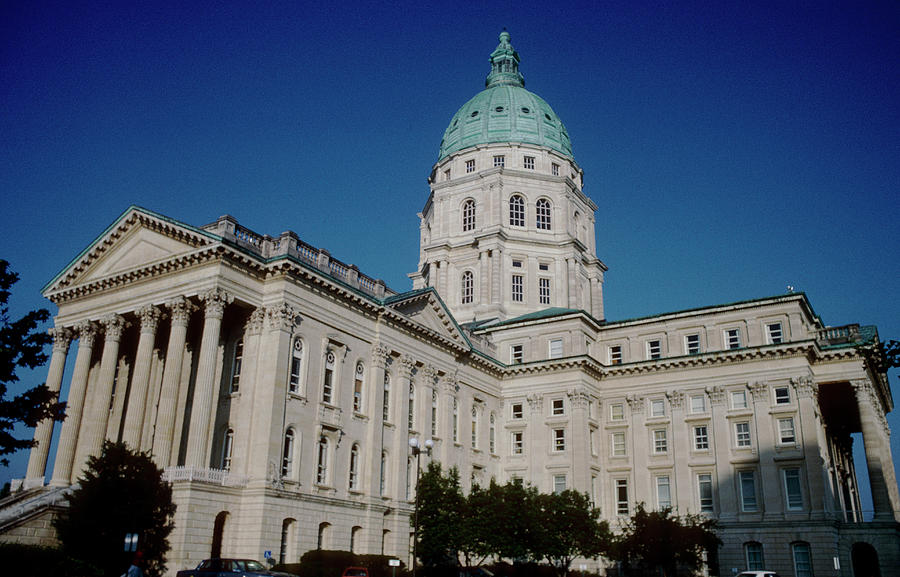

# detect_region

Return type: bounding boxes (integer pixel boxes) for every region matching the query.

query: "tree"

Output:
[415,462,464,572]
[0,259,66,465]
[535,490,611,577]
[612,504,721,577]
[54,441,176,577]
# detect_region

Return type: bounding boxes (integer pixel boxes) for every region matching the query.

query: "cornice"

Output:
[501,355,604,380]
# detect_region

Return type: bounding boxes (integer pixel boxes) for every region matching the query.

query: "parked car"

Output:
[341,568,369,577]
[176,558,298,577]
[737,572,780,577]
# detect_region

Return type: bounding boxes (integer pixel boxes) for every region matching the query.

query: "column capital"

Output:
[527,393,543,414]
[706,385,726,407]
[137,304,163,333]
[568,387,590,410]
[370,342,391,368]
[749,381,769,401]
[399,355,417,378]
[265,302,295,332]
[49,327,74,353]
[167,296,197,326]
[101,314,128,342]
[245,306,266,336]
[74,320,99,347]
[420,364,439,386]
[791,376,817,399]
[666,390,684,409]
[200,288,234,319]
[625,394,645,414]
[440,376,458,394]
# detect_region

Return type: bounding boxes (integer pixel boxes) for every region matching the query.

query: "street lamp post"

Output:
[409,437,433,577]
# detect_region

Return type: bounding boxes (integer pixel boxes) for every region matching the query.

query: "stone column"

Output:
[78,314,127,470]
[185,289,232,468]
[51,321,98,486]
[233,307,265,477]
[852,380,900,520]
[247,304,294,485]
[568,387,591,492]
[151,297,195,466]
[366,343,391,493]
[121,305,162,449]
[26,327,73,481]
[792,377,829,519]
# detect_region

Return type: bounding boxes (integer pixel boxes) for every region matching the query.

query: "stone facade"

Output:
[2,32,899,577]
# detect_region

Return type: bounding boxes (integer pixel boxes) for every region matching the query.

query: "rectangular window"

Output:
[230,340,243,393]
[523,155,535,170]
[656,475,672,509]
[353,374,363,413]
[779,417,796,444]
[493,155,505,168]
[792,543,812,577]
[539,277,551,305]
[693,425,709,450]
[731,390,748,409]
[511,402,523,419]
[698,473,714,512]
[551,398,565,415]
[452,398,459,443]
[739,471,758,511]
[784,468,803,510]
[650,399,665,417]
[512,431,524,455]
[322,351,336,404]
[616,479,629,515]
[646,339,662,360]
[685,333,701,355]
[610,403,625,421]
[609,345,623,365]
[766,322,784,344]
[736,422,752,447]
[690,394,707,414]
[431,390,438,437]
[538,262,549,271]
[512,274,524,302]
[653,429,668,454]
[465,159,475,173]
[553,428,566,452]
[548,338,563,359]
[725,328,742,349]
[590,427,597,456]
[512,259,523,268]
[745,542,764,570]
[553,474,566,494]
[612,432,626,456]
[774,386,791,404]
[511,344,524,364]
[551,162,559,176]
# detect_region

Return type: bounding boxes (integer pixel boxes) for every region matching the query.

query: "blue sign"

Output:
[264,550,272,559]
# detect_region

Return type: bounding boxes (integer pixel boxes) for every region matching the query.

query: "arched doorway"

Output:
[852,542,880,577]
[211,511,229,558]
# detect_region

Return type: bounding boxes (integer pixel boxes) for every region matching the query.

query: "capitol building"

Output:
[1,32,898,576]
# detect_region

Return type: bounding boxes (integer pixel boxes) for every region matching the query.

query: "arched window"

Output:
[317,522,330,550]
[230,339,243,393]
[316,437,329,485]
[489,412,496,454]
[536,198,551,230]
[408,383,416,430]
[383,372,391,422]
[289,339,304,394]
[221,428,234,471]
[461,271,474,304]
[281,428,295,478]
[509,195,525,227]
[280,519,296,564]
[353,362,365,413]
[322,349,336,404]
[350,526,362,554]
[462,199,476,231]
[349,444,360,490]
[211,511,229,558]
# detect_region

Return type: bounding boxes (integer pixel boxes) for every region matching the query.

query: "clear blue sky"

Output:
[2,1,898,512]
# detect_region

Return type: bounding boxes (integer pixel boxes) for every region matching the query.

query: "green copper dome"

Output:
[438,31,573,161]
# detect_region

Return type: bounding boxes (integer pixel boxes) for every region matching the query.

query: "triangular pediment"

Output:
[44,207,217,296]
[387,289,470,348]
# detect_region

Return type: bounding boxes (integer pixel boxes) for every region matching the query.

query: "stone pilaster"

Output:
[366,342,391,493]
[51,321,98,486]
[233,306,265,477]
[152,297,196,466]
[25,327,72,481]
[568,387,591,492]
[121,305,162,449]
[707,385,737,520]
[185,289,232,468]
[439,376,458,463]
